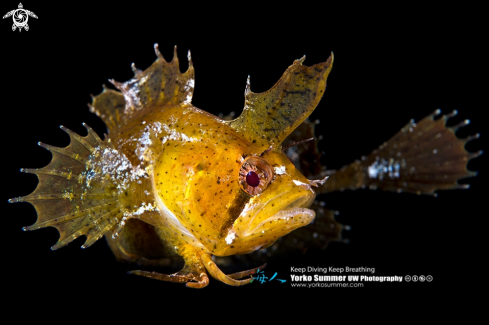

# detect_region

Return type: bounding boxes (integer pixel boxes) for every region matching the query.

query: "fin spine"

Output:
[38,142,85,164]
[23,200,118,230]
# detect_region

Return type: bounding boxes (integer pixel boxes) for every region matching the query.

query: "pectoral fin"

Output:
[9,125,126,250]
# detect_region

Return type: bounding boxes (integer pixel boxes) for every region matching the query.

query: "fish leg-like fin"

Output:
[9,124,136,250]
[227,263,267,280]
[128,270,210,288]
[129,245,209,288]
[95,44,194,130]
[201,254,255,286]
[318,110,482,195]
[228,55,333,152]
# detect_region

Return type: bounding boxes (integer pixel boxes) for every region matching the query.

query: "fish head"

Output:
[153,54,333,256]
[215,148,317,256]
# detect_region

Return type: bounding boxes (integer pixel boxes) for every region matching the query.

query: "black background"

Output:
[2,1,485,311]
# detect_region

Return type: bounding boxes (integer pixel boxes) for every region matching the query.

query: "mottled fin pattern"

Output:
[320,109,482,195]
[228,55,333,152]
[94,45,194,131]
[88,86,125,135]
[9,125,123,250]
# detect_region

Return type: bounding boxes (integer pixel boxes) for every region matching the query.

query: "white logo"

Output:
[3,3,37,32]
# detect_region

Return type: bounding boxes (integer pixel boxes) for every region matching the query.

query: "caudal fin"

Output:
[319,109,482,195]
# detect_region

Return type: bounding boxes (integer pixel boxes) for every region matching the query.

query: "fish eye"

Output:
[239,156,274,196]
[246,171,260,187]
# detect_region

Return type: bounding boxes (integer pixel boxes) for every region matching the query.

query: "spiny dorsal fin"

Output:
[228,54,333,152]
[89,85,125,135]
[90,44,195,135]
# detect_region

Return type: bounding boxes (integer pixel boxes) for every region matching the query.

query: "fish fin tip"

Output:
[20,127,126,251]
[230,56,333,150]
[154,43,163,59]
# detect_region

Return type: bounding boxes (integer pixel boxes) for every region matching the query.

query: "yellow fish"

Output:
[9,45,480,288]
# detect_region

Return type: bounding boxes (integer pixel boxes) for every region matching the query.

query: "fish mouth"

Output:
[248,207,315,235]
[243,193,315,236]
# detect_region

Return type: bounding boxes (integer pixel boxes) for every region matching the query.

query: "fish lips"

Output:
[229,190,316,250]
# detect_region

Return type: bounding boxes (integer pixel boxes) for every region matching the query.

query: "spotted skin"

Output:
[10,45,333,288]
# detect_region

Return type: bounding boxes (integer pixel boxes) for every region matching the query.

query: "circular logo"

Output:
[419,275,425,282]
[405,275,411,282]
[412,275,418,282]
[13,9,28,28]
[426,275,433,282]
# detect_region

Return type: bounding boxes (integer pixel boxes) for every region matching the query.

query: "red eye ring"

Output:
[239,156,274,196]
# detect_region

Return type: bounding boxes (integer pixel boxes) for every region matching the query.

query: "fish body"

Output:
[105,102,315,257]
[9,45,480,288]
[10,45,335,287]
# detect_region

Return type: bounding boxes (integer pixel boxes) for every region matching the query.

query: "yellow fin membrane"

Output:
[9,124,126,250]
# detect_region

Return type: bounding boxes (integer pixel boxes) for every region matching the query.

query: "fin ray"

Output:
[12,124,126,249]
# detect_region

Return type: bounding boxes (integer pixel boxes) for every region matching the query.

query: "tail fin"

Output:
[9,124,125,250]
[319,109,482,195]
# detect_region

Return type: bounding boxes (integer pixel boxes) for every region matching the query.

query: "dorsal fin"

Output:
[90,44,195,134]
[228,54,333,151]
[89,86,125,135]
